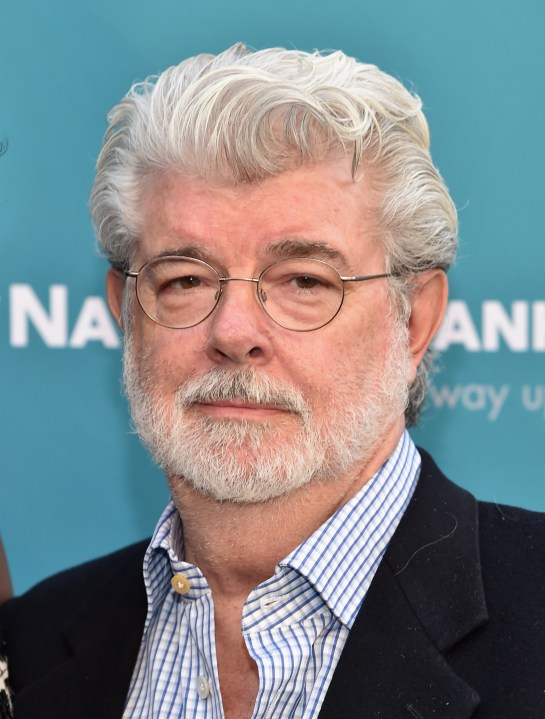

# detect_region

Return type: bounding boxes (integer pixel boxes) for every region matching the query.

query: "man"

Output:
[1,43,544,719]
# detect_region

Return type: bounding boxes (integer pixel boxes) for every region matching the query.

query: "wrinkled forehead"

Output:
[133,160,384,271]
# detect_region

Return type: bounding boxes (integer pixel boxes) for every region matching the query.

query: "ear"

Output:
[106,268,126,331]
[407,269,448,383]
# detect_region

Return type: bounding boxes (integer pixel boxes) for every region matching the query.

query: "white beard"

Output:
[123,322,411,504]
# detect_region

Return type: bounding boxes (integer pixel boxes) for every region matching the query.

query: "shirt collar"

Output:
[280,430,421,627]
[149,502,183,561]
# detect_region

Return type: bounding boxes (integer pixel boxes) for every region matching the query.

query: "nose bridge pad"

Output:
[259,288,267,304]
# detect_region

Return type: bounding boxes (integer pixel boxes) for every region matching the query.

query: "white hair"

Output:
[90,42,457,425]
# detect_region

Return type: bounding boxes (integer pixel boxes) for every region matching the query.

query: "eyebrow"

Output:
[146,238,351,272]
[265,239,351,270]
[152,245,212,263]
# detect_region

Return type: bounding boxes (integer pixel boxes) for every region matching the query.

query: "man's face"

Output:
[120,159,412,503]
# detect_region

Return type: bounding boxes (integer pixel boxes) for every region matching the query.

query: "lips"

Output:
[193,400,291,419]
[199,400,287,411]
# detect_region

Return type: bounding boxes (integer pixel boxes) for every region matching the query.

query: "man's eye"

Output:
[170,275,202,290]
[292,275,324,290]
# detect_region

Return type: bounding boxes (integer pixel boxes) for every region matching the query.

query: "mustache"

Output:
[175,367,310,416]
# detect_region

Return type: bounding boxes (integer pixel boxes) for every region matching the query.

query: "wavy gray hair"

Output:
[90,42,457,426]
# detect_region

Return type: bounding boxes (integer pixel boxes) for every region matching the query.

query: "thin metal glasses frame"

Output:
[124,255,396,332]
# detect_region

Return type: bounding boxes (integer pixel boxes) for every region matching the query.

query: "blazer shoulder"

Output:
[0,539,149,674]
[1,539,149,616]
[478,498,545,529]
[477,499,545,589]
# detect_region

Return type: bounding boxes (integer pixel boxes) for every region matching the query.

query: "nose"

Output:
[205,278,274,366]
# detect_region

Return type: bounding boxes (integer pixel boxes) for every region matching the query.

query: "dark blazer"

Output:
[1,450,545,718]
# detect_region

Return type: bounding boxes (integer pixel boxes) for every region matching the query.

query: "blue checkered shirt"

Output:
[123,431,421,718]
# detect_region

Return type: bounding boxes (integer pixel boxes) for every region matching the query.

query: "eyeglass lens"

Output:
[135,257,345,331]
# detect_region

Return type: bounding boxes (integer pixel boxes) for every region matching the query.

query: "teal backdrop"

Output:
[1,0,544,595]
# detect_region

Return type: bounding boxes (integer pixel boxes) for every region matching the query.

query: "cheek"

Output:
[303,319,395,395]
[279,335,363,403]
[131,322,209,392]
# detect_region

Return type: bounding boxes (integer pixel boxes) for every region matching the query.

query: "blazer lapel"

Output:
[319,451,487,719]
[14,542,148,719]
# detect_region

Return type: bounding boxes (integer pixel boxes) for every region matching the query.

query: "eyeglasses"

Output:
[125,256,396,332]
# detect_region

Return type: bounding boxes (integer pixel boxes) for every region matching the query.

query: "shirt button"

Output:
[171,573,191,594]
[196,675,210,699]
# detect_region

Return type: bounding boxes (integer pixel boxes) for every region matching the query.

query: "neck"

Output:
[169,420,405,601]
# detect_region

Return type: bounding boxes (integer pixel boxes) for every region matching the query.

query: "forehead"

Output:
[137,160,382,270]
